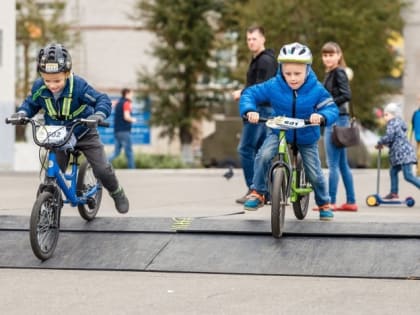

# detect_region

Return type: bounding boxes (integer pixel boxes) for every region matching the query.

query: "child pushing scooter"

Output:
[366,103,419,207]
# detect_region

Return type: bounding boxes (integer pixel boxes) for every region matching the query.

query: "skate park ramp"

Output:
[1,215,420,279]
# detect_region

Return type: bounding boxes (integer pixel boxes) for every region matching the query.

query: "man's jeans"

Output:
[109,131,135,169]
[324,115,356,204]
[251,131,331,206]
[237,106,273,189]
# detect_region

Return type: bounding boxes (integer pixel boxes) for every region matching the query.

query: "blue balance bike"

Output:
[6,116,108,260]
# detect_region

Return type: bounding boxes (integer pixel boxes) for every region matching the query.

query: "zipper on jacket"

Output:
[292,90,297,143]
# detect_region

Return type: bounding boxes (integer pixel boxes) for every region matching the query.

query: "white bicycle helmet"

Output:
[277,42,312,65]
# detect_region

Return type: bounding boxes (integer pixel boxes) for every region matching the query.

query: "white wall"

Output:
[0,0,16,170]
[65,0,158,92]
[403,1,420,119]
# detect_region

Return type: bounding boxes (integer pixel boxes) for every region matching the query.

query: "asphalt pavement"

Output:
[1,168,420,315]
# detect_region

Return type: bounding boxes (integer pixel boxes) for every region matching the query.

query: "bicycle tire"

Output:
[77,161,102,221]
[271,167,287,238]
[29,191,60,261]
[292,155,310,220]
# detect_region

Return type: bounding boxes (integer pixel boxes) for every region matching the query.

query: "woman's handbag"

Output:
[331,117,360,148]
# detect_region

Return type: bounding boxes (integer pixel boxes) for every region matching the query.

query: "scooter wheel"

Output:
[366,195,379,207]
[405,197,415,207]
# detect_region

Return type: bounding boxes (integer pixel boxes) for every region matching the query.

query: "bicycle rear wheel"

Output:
[292,155,310,220]
[29,191,61,261]
[77,161,102,221]
[271,167,287,238]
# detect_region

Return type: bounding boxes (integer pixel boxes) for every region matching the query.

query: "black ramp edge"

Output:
[184,218,420,237]
[1,230,420,279]
[0,230,173,270]
[146,234,420,279]
[0,215,176,233]
[3,215,420,237]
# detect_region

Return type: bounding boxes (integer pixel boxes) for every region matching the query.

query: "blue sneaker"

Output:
[319,206,334,221]
[243,190,265,211]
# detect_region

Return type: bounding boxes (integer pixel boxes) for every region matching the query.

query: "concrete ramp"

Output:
[1,215,419,279]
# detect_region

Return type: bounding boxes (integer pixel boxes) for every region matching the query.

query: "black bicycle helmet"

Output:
[37,43,72,73]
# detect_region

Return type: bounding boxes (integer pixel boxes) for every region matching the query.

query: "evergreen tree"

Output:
[132,0,226,164]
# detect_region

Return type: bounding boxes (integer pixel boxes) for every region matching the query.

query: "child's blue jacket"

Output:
[239,68,338,145]
[18,74,112,139]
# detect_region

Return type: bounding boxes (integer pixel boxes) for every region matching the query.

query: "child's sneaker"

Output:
[110,186,129,214]
[319,204,334,221]
[243,190,265,211]
[383,193,399,200]
[313,204,337,211]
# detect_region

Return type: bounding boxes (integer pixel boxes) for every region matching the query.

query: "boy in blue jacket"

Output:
[11,43,129,213]
[239,42,338,220]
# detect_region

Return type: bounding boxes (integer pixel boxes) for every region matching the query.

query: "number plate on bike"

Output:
[266,116,306,129]
[36,125,68,144]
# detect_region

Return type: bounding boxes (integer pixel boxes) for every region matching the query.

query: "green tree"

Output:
[226,0,407,127]
[132,0,227,164]
[16,0,78,99]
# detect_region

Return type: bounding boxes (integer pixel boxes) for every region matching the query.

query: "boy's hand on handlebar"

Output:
[86,113,105,128]
[309,113,324,125]
[11,112,27,119]
[7,112,28,125]
[246,111,260,124]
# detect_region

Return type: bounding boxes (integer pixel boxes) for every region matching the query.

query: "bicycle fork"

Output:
[289,152,312,203]
[269,133,292,200]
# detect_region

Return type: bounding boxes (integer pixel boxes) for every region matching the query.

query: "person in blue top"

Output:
[109,88,137,169]
[239,42,338,220]
[409,95,420,176]
[11,43,129,214]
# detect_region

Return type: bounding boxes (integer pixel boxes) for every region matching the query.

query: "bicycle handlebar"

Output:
[242,114,322,127]
[5,117,110,148]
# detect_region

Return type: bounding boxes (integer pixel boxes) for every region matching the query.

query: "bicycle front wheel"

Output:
[292,155,310,220]
[29,191,61,261]
[77,161,102,221]
[271,167,287,238]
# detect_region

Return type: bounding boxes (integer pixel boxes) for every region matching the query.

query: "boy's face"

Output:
[40,72,68,94]
[281,63,307,90]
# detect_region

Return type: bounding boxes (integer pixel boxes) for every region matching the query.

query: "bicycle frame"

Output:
[269,128,312,203]
[45,150,99,207]
[6,117,104,208]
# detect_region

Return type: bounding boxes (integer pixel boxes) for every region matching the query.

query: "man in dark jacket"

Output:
[232,25,277,204]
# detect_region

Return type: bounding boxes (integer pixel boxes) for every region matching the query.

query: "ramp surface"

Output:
[1,215,420,279]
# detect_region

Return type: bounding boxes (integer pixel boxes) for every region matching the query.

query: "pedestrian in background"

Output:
[109,88,137,169]
[232,25,277,204]
[376,102,420,199]
[318,41,357,212]
[409,94,420,176]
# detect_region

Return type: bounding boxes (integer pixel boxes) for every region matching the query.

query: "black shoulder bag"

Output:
[330,70,360,148]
